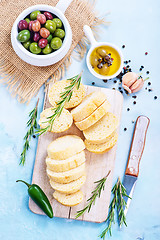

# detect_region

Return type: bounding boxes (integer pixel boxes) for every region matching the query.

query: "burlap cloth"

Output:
[0,0,103,103]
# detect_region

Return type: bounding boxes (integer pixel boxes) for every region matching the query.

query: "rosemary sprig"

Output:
[99,177,131,239]
[20,99,39,165]
[76,170,111,219]
[36,72,83,136]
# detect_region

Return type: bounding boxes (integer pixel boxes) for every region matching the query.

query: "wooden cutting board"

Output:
[29,85,123,223]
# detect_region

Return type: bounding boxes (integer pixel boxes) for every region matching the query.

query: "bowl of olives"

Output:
[11,3,72,66]
[83,25,124,80]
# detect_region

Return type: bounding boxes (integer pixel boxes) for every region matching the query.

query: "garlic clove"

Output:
[130,77,144,93]
[122,84,132,94]
[122,72,139,87]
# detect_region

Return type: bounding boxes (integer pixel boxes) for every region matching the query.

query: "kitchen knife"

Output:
[123,115,150,216]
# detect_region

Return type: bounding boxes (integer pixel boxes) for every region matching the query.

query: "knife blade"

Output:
[123,115,150,216]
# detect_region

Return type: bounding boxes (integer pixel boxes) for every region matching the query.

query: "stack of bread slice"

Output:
[71,91,119,154]
[46,135,86,206]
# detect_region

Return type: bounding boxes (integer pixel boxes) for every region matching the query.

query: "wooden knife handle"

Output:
[125,116,150,177]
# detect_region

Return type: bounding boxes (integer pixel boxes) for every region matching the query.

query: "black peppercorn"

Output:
[97,63,103,69]
[98,58,103,62]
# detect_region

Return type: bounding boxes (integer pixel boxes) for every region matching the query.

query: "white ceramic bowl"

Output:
[83,25,124,80]
[11,4,72,66]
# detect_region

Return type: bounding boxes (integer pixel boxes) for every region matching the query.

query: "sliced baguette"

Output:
[46,151,86,172]
[83,112,119,144]
[48,79,86,109]
[71,91,107,122]
[74,100,110,131]
[85,131,118,153]
[47,163,86,183]
[53,190,83,206]
[39,107,73,133]
[47,135,85,160]
[50,175,86,194]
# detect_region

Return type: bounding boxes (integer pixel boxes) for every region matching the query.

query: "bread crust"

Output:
[83,112,119,144]
[50,175,86,194]
[75,100,110,131]
[47,135,85,160]
[85,132,118,153]
[47,163,86,184]
[53,190,83,206]
[71,91,107,122]
[46,151,86,172]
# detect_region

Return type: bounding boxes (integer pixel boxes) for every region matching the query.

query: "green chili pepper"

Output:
[16,180,53,218]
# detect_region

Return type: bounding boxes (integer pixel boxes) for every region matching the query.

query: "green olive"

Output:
[96,48,107,57]
[24,18,30,23]
[53,29,65,39]
[47,34,53,43]
[30,11,41,20]
[90,55,99,67]
[50,37,62,50]
[17,30,30,43]
[23,40,31,49]
[29,42,41,54]
[99,64,109,75]
[45,20,56,34]
[52,18,62,28]
[42,44,52,54]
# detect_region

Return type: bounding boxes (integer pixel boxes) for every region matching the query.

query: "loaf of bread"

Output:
[71,91,107,122]
[47,163,86,183]
[53,190,83,206]
[50,175,86,194]
[74,100,110,131]
[85,131,118,153]
[83,112,119,144]
[46,151,86,172]
[48,79,85,109]
[47,135,85,160]
[39,107,73,133]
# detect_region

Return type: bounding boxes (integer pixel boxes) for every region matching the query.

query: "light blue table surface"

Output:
[0,0,160,239]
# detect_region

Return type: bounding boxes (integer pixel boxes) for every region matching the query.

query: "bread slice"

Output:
[47,163,86,183]
[74,100,110,131]
[83,112,119,144]
[48,79,86,109]
[50,175,86,194]
[85,131,118,153]
[53,190,83,206]
[39,107,73,133]
[47,135,85,160]
[46,151,86,172]
[71,91,107,122]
